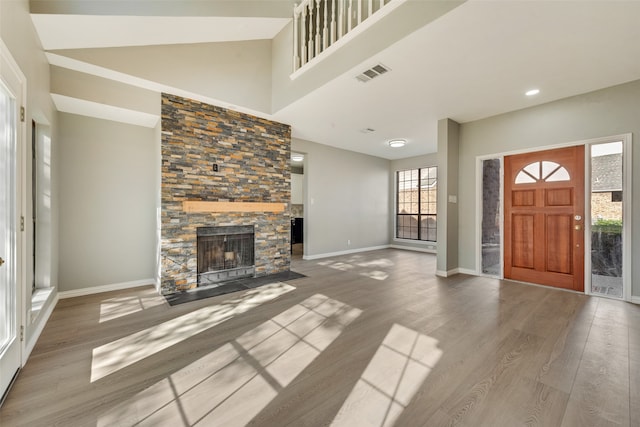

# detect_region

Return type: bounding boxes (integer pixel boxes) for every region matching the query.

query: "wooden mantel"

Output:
[182,201,286,213]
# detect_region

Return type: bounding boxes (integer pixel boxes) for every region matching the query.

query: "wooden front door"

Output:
[504,146,585,291]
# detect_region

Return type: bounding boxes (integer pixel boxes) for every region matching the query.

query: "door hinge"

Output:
[20,325,24,342]
[20,106,25,122]
[20,216,25,231]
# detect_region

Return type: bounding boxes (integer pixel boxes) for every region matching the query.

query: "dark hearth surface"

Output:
[164,271,306,306]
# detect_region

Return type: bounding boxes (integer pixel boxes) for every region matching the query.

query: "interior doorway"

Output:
[291,152,305,260]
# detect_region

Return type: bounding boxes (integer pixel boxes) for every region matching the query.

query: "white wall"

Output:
[58,113,156,291]
[389,153,438,251]
[458,79,640,298]
[291,172,303,204]
[292,138,390,258]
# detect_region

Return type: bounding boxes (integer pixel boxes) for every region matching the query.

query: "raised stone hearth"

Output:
[161,93,291,294]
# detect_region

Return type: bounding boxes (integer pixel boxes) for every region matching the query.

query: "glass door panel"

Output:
[0,73,19,399]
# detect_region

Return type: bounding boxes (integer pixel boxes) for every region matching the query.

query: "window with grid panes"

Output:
[396,167,437,241]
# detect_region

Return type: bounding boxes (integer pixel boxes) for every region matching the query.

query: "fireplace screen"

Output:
[197,225,255,286]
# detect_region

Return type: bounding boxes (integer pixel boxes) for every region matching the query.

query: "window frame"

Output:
[395,166,437,242]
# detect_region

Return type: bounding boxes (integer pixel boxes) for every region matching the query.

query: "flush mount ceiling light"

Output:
[388,139,406,148]
[291,153,304,162]
[525,88,540,96]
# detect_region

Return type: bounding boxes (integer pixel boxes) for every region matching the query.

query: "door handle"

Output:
[575,225,581,230]
[0,257,4,267]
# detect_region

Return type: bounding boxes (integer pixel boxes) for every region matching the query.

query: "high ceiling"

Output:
[31,0,640,160]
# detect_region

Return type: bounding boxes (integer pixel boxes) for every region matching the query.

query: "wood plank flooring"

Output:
[1,249,638,426]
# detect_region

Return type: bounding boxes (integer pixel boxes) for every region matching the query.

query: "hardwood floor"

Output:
[1,249,638,426]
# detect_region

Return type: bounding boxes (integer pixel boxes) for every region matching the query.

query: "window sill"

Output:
[31,288,55,324]
[392,239,437,251]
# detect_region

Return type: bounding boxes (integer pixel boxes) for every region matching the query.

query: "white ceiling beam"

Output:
[30,0,295,18]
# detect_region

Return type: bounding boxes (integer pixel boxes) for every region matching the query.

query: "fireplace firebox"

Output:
[197,225,255,286]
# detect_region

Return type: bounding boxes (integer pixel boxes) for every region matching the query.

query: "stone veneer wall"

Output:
[161,93,291,294]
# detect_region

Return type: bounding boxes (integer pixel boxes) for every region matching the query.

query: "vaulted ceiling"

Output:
[31,0,640,159]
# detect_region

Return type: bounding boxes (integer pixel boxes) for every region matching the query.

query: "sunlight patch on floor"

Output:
[99,292,166,323]
[97,293,361,427]
[356,258,395,268]
[90,282,295,382]
[318,260,354,271]
[360,270,390,281]
[318,256,393,280]
[331,324,442,427]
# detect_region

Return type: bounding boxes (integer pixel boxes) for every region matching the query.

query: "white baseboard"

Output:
[58,278,156,299]
[631,296,640,305]
[458,268,477,275]
[389,244,436,254]
[303,245,391,261]
[436,268,457,277]
[24,292,58,363]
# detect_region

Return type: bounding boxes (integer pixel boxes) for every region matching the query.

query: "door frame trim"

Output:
[475,133,633,301]
[0,39,28,367]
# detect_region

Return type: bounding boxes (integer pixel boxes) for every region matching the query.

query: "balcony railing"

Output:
[292,0,397,74]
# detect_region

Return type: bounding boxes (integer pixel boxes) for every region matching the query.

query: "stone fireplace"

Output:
[160,93,291,295]
[197,225,255,285]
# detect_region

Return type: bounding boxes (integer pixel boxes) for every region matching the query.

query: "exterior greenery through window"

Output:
[396,167,437,241]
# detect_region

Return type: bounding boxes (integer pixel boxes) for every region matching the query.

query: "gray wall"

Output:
[458,79,640,298]
[292,138,390,257]
[58,113,156,291]
[437,119,460,274]
[389,153,438,251]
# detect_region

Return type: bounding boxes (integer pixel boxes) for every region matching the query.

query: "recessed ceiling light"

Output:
[291,154,304,162]
[525,89,540,96]
[388,139,406,148]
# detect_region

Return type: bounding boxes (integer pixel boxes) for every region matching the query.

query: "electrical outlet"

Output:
[347,240,351,246]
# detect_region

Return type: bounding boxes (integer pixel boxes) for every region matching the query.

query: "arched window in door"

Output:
[514,160,570,184]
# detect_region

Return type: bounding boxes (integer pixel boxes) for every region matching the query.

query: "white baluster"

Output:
[357,0,362,25]
[379,0,385,11]
[293,6,300,71]
[348,0,353,31]
[338,0,345,38]
[308,1,314,60]
[301,5,307,64]
[330,0,337,44]
[315,0,321,54]
[323,0,329,50]
[368,0,373,18]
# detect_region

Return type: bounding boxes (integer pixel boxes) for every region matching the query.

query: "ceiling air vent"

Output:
[355,63,390,83]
